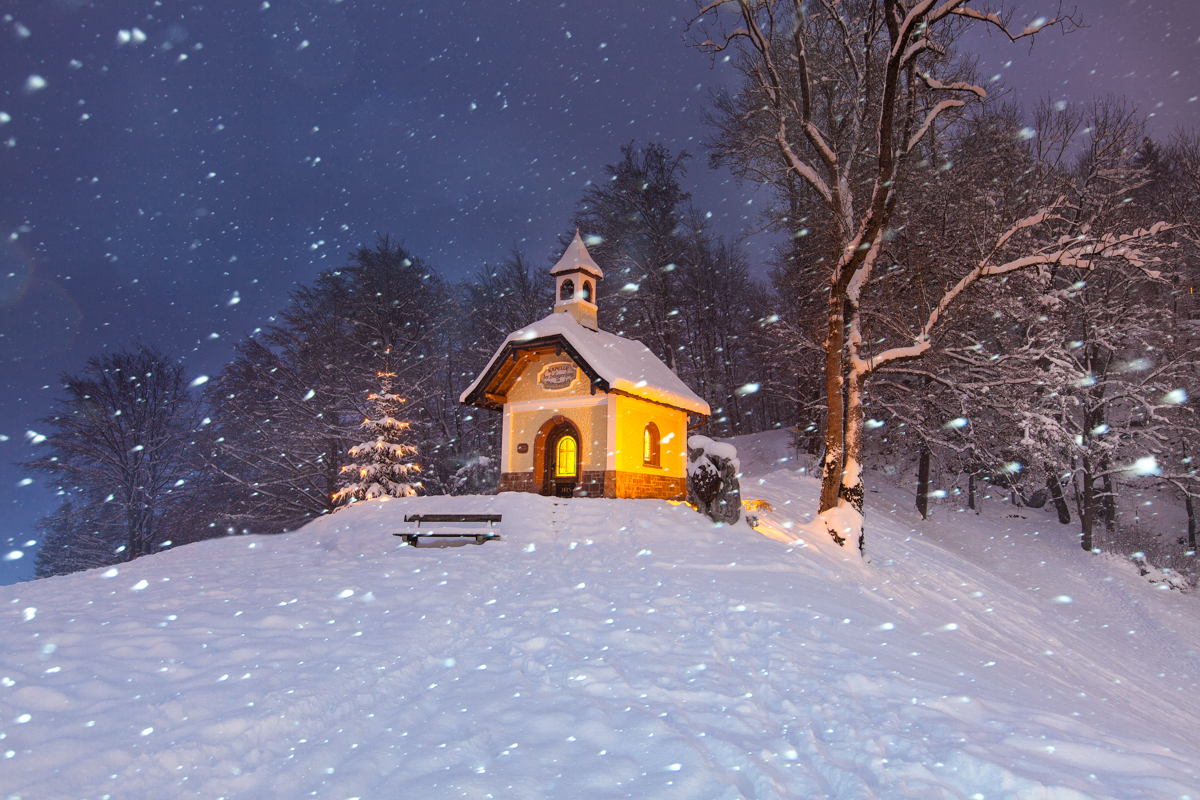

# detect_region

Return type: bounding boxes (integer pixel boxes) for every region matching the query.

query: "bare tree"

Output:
[206,237,451,529]
[675,216,778,435]
[463,245,557,351]
[438,246,558,492]
[573,142,694,371]
[691,0,1167,551]
[26,345,202,565]
[569,142,786,436]
[203,337,352,531]
[33,501,126,578]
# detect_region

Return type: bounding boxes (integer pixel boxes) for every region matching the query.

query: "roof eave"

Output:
[460,334,612,410]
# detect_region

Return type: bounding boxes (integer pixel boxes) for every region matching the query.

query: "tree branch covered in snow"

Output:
[691,0,1089,550]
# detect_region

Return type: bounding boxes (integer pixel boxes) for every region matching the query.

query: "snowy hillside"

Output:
[3,437,1200,800]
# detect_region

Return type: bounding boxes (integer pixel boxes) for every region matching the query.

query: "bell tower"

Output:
[550,231,603,331]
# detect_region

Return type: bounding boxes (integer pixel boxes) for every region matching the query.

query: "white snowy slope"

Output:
[3,438,1200,799]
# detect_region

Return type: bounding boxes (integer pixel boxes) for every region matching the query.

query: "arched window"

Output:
[560,279,574,301]
[643,422,660,466]
[581,280,593,301]
[556,435,577,477]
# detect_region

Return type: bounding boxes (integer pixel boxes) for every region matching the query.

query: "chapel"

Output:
[460,232,710,499]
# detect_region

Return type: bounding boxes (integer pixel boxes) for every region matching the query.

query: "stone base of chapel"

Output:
[497,470,685,501]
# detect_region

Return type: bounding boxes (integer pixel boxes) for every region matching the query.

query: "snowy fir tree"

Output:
[334,363,421,504]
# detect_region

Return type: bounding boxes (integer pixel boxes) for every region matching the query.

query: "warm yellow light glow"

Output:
[609,396,680,476]
[642,421,661,466]
[556,435,577,477]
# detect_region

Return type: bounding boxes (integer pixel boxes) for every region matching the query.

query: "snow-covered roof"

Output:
[549,231,603,278]
[460,312,710,415]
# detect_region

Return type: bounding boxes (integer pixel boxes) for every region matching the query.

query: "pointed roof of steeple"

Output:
[550,230,603,278]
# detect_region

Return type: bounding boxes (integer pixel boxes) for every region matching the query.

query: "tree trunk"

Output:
[796,373,805,439]
[325,438,342,512]
[1101,467,1117,531]
[968,469,977,513]
[819,293,845,513]
[1045,466,1071,525]
[127,485,153,559]
[1070,454,1083,521]
[916,442,931,520]
[1186,493,1197,551]
[1080,457,1095,552]
[834,367,867,551]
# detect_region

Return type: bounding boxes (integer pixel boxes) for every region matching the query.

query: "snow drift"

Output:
[3,433,1199,799]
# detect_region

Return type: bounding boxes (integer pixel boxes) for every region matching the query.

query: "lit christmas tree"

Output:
[335,361,420,504]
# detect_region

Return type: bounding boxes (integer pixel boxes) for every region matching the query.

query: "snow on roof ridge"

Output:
[460,312,709,415]
[549,230,603,278]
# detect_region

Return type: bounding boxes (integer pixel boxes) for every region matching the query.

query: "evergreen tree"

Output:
[334,361,421,503]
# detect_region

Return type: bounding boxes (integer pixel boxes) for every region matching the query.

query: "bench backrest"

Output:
[403,514,502,524]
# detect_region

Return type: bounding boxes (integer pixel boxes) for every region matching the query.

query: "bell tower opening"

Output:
[551,230,603,331]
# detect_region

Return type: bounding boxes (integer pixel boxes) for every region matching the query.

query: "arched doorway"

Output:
[535,416,582,497]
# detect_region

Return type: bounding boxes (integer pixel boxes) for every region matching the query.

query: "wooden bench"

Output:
[394,514,502,547]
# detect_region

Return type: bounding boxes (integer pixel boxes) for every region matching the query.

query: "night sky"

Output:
[2,0,1197,583]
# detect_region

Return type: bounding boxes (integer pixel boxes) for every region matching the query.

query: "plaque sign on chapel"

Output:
[538,362,578,391]
[460,231,710,500]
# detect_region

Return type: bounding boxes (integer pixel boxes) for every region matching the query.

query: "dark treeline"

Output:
[27,106,1200,577]
[27,143,793,578]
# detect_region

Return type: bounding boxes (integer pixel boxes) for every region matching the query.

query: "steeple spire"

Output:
[550,231,603,330]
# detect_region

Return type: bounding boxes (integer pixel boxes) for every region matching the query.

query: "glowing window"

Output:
[556,435,577,477]
[560,279,574,301]
[582,280,592,301]
[643,422,660,466]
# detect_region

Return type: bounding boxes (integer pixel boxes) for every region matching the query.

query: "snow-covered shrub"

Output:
[1133,555,1191,592]
[687,436,741,525]
[449,455,500,496]
[1106,551,1192,593]
[1091,515,1199,586]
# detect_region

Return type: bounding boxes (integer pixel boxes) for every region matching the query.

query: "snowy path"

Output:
[3,466,1200,799]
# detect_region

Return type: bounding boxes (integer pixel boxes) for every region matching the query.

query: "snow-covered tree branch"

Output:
[688,0,1182,555]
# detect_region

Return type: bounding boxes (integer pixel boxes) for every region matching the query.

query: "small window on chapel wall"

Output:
[582,280,592,301]
[643,422,660,466]
[560,279,574,301]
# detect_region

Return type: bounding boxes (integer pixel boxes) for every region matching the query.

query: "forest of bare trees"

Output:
[691,0,1198,552]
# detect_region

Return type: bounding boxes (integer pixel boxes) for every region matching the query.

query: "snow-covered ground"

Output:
[3,433,1199,800]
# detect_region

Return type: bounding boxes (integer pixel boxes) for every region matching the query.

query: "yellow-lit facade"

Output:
[460,232,705,500]
[491,350,690,499]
